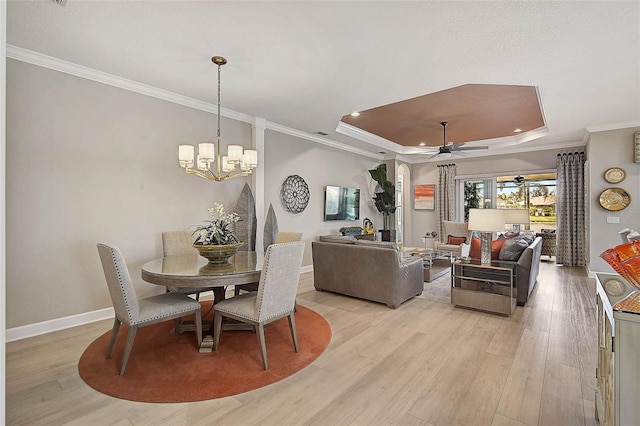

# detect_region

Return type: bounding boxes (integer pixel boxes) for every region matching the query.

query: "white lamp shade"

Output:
[196,154,209,171]
[468,208,507,232]
[178,145,195,167]
[505,209,530,225]
[198,143,215,161]
[244,149,258,167]
[221,156,235,172]
[227,145,243,163]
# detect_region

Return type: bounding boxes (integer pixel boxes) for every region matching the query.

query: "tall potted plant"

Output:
[368,164,397,241]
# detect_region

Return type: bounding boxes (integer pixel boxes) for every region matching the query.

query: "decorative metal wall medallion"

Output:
[280,175,310,213]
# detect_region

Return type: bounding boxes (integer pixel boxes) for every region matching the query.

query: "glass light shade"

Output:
[221,156,235,173]
[196,155,208,171]
[178,145,195,168]
[198,143,215,161]
[244,149,258,167]
[468,208,507,232]
[227,145,243,164]
[240,155,250,171]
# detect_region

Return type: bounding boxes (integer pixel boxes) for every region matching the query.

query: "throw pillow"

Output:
[447,235,467,245]
[499,238,530,261]
[469,237,482,259]
[504,231,520,239]
[491,239,507,260]
[469,237,506,260]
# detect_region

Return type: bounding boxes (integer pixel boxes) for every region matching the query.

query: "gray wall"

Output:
[264,130,380,266]
[587,126,640,273]
[6,59,251,328]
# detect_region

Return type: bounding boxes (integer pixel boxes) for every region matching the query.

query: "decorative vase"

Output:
[193,242,244,264]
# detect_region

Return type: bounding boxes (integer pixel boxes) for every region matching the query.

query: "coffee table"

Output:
[405,248,452,282]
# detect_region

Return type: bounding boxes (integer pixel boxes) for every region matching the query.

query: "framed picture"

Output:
[414,184,435,210]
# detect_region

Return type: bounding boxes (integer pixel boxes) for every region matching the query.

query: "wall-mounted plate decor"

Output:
[604,167,626,184]
[599,187,631,211]
[280,175,310,213]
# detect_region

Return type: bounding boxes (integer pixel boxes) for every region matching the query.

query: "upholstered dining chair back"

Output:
[162,231,197,256]
[274,231,303,244]
[162,231,208,302]
[213,240,305,369]
[97,243,203,375]
[97,243,140,324]
[233,231,302,296]
[254,240,305,322]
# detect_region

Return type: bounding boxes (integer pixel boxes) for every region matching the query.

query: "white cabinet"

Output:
[595,273,640,425]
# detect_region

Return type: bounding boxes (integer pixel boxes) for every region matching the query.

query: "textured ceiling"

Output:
[6,1,640,161]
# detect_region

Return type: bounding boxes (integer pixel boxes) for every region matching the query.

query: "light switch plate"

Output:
[607,216,620,224]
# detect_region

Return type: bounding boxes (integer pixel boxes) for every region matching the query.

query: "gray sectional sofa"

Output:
[311,238,424,309]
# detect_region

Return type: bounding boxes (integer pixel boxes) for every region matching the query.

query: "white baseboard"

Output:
[6,307,115,342]
[6,268,314,342]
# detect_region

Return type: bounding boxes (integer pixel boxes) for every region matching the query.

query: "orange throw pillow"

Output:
[469,237,481,259]
[492,238,506,260]
[447,235,467,245]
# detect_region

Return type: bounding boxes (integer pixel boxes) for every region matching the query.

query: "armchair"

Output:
[433,220,472,258]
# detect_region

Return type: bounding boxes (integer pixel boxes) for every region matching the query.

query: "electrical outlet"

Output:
[607,216,620,224]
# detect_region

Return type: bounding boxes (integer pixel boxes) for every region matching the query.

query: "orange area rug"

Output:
[78,302,331,402]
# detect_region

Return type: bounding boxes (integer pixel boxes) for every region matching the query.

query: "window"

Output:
[460,173,556,233]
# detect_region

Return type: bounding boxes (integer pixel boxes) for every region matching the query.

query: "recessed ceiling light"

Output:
[514,128,523,133]
[351,111,360,117]
[419,142,426,146]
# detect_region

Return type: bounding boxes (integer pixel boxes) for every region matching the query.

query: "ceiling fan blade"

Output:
[425,151,441,159]
[452,145,489,151]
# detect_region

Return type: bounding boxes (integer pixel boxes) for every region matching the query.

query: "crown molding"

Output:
[266,122,384,160]
[7,45,383,161]
[7,45,256,124]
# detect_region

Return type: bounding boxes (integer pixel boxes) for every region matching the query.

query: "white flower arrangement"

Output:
[193,203,240,245]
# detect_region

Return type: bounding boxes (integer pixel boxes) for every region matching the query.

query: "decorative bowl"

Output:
[193,242,244,264]
[600,241,640,312]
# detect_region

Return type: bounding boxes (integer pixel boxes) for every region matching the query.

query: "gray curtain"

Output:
[437,163,457,241]
[556,152,586,266]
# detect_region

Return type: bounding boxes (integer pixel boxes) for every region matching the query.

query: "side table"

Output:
[451,260,517,316]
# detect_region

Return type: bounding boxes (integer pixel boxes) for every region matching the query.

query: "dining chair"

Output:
[213,240,305,370]
[97,243,203,375]
[234,231,302,295]
[162,231,211,301]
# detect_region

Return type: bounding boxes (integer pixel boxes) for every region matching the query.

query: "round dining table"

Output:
[141,251,264,352]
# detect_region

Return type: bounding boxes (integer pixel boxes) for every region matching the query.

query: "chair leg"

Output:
[288,312,299,353]
[257,323,268,370]
[213,312,223,351]
[106,318,121,358]
[234,286,241,296]
[194,310,203,347]
[119,326,138,375]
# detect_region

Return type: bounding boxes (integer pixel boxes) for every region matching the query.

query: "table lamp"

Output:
[505,209,530,232]
[468,208,507,264]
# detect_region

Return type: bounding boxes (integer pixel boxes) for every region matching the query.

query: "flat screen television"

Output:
[324,185,360,221]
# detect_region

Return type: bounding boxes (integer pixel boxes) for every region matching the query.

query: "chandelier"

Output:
[178,56,258,181]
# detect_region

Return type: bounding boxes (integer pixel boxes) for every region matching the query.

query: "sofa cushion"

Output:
[447,235,467,245]
[353,239,398,250]
[499,238,530,261]
[319,235,355,244]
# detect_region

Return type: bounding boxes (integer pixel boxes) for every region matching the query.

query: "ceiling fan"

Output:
[426,121,489,159]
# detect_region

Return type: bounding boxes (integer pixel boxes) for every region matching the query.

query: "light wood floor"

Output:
[6,261,599,426]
